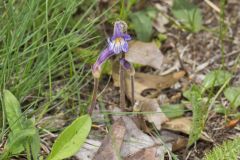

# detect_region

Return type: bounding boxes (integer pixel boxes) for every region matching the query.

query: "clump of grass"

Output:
[204,137,240,160]
[0,0,108,158]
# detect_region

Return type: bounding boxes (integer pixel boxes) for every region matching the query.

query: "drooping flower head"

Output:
[92,21,131,77]
[108,21,131,54]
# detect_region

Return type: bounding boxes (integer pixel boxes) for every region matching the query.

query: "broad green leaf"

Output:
[203,70,232,89]
[145,7,157,19]
[172,0,202,32]
[3,90,40,157]
[48,114,92,160]
[224,87,240,109]
[24,119,40,160]
[31,130,40,160]
[161,104,185,118]
[7,132,25,154]
[3,90,24,132]
[130,11,153,41]
[0,129,36,159]
[3,90,25,154]
[5,128,36,153]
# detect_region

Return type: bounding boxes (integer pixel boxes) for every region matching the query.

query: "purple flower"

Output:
[92,21,131,77]
[108,21,131,54]
[92,48,113,78]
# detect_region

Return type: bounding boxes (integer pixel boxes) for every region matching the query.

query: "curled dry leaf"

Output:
[125,41,164,70]
[126,71,186,100]
[109,110,171,158]
[75,139,101,160]
[112,62,186,100]
[120,116,171,159]
[161,130,188,151]
[93,118,126,160]
[162,117,213,142]
[120,116,155,157]
[112,64,185,130]
[124,145,169,160]
[110,108,189,157]
[134,99,168,130]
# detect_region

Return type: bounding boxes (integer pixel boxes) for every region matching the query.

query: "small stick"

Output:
[119,54,126,109]
[88,77,99,116]
[204,0,220,13]
[175,46,189,77]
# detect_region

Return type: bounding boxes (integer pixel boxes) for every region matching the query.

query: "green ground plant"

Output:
[0,0,105,159]
[183,69,236,146]
[204,137,240,160]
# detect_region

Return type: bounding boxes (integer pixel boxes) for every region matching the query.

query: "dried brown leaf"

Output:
[160,130,188,151]
[93,118,126,160]
[109,108,173,158]
[124,146,162,160]
[126,41,164,69]
[120,116,155,157]
[135,99,169,130]
[112,61,185,100]
[162,117,213,142]
[75,139,101,160]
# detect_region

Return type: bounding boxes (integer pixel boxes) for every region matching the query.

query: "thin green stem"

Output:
[207,77,231,120]
[45,0,52,100]
[120,0,125,20]
[219,0,226,67]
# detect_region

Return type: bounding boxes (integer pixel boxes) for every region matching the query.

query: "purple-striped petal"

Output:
[108,40,115,52]
[122,41,128,52]
[113,21,124,37]
[109,37,126,54]
[123,34,131,41]
[93,48,114,73]
[113,42,122,54]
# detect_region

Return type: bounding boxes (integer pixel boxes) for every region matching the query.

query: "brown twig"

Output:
[175,46,189,77]
[88,78,99,116]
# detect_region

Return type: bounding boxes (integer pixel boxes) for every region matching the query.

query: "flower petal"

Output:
[93,48,114,73]
[113,21,124,37]
[123,34,131,41]
[121,41,128,52]
[108,40,114,51]
[113,42,122,54]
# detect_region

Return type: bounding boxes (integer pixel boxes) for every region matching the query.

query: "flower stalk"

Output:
[88,77,99,115]
[89,20,134,114]
[120,54,126,109]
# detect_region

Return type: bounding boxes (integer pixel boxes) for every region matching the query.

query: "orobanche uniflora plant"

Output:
[88,20,135,115]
